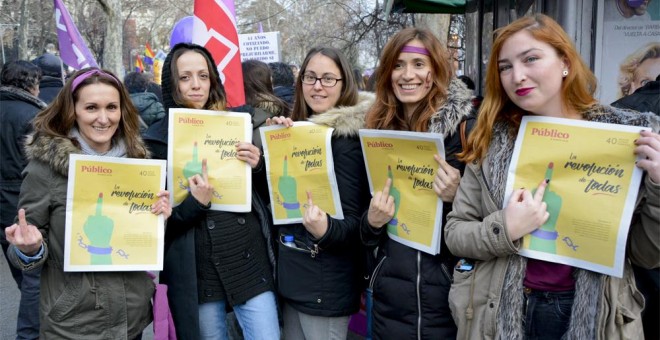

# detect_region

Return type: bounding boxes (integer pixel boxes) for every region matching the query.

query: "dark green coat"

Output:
[8,134,154,339]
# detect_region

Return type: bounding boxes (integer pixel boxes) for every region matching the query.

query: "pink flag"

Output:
[53,0,98,69]
[193,0,245,107]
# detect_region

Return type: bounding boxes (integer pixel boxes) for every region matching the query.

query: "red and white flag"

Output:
[193,0,245,107]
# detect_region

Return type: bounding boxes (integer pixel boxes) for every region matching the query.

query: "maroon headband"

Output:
[400,45,430,56]
[71,69,120,92]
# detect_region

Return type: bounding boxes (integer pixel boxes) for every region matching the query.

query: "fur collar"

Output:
[428,78,474,136]
[584,104,660,130]
[0,85,47,109]
[307,91,375,138]
[485,104,660,340]
[25,131,150,177]
[24,134,81,177]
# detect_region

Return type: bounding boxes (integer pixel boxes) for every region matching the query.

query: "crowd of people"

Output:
[1,13,659,340]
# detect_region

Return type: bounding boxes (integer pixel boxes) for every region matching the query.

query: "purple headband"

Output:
[71,69,120,92]
[400,45,430,56]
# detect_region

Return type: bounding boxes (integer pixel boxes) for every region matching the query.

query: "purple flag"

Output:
[54,0,98,69]
[258,22,263,33]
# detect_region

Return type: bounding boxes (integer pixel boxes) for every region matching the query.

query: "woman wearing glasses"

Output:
[360,28,475,339]
[268,47,374,339]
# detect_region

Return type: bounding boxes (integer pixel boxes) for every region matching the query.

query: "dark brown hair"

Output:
[242,59,289,116]
[290,47,358,121]
[166,43,226,111]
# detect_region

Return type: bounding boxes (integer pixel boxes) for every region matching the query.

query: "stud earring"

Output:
[562,70,569,77]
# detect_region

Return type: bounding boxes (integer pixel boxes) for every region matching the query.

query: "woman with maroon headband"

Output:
[360,28,475,339]
[5,68,171,339]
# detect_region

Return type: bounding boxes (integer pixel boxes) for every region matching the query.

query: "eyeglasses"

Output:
[301,74,342,87]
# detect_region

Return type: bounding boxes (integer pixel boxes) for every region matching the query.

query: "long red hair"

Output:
[459,14,598,163]
[365,28,453,132]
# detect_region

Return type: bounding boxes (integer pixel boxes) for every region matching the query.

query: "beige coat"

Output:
[444,106,660,340]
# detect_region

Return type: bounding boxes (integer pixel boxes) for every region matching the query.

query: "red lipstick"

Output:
[515,87,533,96]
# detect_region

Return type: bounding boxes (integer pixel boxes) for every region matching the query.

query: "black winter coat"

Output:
[359,79,475,340]
[141,43,277,340]
[611,80,660,340]
[144,120,276,340]
[274,86,294,108]
[277,92,374,317]
[0,86,46,228]
[38,76,64,104]
[611,80,659,116]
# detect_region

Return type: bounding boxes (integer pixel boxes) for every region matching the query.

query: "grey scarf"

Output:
[70,127,127,157]
[487,121,603,340]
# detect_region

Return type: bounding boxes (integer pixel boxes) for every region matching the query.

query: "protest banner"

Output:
[239,32,281,62]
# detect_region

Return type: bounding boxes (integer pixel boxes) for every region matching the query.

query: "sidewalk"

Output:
[1,253,364,339]
[0,250,21,339]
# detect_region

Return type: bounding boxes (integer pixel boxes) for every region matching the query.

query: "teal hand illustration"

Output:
[387,165,402,235]
[83,193,114,265]
[183,142,204,180]
[278,156,302,218]
[530,162,562,254]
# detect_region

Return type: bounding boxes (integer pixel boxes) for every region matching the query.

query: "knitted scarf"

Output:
[70,127,127,157]
[489,104,660,339]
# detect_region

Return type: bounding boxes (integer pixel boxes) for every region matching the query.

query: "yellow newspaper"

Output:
[506,116,649,277]
[64,155,166,271]
[260,122,343,225]
[168,109,252,212]
[359,129,444,255]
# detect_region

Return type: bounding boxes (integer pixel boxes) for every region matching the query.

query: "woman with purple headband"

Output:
[5,67,172,339]
[360,28,475,339]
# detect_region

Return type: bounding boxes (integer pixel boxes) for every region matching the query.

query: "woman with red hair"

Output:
[445,14,660,339]
[361,27,475,339]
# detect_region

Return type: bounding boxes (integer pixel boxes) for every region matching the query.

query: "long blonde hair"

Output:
[617,42,660,98]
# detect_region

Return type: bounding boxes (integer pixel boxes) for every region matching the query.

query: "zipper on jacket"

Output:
[91,273,101,310]
[369,255,388,290]
[416,251,422,340]
[311,244,319,258]
[473,162,499,212]
[440,262,453,284]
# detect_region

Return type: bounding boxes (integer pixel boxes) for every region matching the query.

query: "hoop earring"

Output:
[562,70,569,77]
